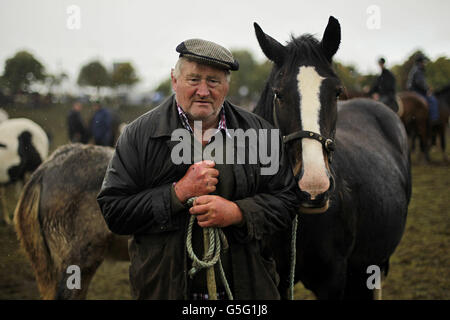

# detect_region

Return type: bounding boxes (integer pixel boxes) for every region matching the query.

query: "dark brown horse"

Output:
[14,144,129,299]
[397,91,431,162]
[433,86,450,162]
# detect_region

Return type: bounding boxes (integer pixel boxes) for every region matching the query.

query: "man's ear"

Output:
[171,69,177,93]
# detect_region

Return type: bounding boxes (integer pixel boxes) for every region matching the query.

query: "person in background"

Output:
[407,55,439,124]
[89,101,113,146]
[369,57,399,112]
[67,101,89,143]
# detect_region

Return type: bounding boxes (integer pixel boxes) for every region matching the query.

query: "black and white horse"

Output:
[0,118,49,224]
[254,17,411,299]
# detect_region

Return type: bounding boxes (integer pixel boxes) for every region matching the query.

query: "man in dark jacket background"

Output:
[407,55,439,123]
[67,101,89,143]
[89,101,113,146]
[97,39,299,299]
[369,57,399,112]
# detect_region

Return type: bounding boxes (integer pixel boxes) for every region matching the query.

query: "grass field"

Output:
[0,103,448,300]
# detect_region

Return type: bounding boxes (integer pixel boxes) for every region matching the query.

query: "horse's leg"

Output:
[439,126,448,163]
[0,185,11,225]
[344,261,388,300]
[55,260,104,299]
[298,255,347,300]
[343,268,376,300]
[418,122,431,163]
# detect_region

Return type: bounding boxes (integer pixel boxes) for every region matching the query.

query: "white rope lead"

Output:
[185,197,233,300]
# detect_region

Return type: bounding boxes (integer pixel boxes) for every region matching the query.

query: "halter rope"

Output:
[185,197,233,300]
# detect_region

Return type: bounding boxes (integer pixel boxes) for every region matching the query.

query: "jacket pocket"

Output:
[260,255,280,287]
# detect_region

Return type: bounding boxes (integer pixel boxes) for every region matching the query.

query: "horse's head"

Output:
[254,17,342,214]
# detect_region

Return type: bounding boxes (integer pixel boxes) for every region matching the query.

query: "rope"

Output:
[185,197,233,300]
[289,215,298,300]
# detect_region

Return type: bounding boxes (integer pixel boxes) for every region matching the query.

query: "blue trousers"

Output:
[424,94,439,122]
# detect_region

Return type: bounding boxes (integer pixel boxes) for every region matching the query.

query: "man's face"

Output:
[171,60,229,123]
[74,102,82,111]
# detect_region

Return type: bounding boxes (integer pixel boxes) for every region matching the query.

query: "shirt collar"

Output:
[176,104,231,138]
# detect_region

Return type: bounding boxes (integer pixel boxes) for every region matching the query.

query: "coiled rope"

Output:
[186,197,298,301]
[185,197,233,300]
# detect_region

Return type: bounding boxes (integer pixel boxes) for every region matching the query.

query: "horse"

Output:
[1,118,49,224]
[397,91,431,162]
[14,143,129,299]
[433,85,450,162]
[253,17,411,299]
[338,85,432,163]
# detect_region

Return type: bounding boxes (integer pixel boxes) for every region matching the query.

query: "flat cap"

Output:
[176,38,239,71]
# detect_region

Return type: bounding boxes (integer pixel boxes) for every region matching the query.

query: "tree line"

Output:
[0,49,449,107]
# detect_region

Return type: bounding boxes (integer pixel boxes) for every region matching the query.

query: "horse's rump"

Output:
[14,144,122,299]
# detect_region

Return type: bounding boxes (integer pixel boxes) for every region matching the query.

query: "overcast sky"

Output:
[0,0,449,94]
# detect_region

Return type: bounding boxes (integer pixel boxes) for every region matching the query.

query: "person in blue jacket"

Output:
[90,101,113,146]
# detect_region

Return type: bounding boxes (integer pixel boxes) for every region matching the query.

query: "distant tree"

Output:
[111,62,139,89]
[333,61,363,95]
[391,50,427,91]
[228,50,257,99]
[77,60,110,96]
[154,77,172,98]
[425,56,450,91]
[45,72,68,96]
[228,49,271,105]
[2,51,46,95]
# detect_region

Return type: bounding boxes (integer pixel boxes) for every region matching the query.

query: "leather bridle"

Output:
[272,93,336,163]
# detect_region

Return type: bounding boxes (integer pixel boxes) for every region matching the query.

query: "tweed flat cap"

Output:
[176,39,239,71]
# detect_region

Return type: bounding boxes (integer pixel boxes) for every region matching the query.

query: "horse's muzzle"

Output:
[298,191,330,214]
[297,174,334,214]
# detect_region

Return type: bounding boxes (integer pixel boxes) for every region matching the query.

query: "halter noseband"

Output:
[272,93,335,160]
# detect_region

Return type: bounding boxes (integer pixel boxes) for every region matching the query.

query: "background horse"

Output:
[397,91,431,162]
[433,85,450,162]
[254,17,411,299]
[14,144,128,299]
[1,118,49,224]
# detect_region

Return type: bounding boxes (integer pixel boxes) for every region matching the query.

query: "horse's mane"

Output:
[285,34,332,72]
[253,34,334,125]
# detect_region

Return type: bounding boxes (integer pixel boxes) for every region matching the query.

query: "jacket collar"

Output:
[147,95,182,138]
[148,94,240,138]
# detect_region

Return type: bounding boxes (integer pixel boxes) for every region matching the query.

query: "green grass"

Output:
[0,104,448,299]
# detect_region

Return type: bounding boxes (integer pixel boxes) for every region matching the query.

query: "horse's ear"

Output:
[321,16,341,62]
[254,22,286,66]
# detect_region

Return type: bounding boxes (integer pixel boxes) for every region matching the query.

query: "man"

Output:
[89,101,113,146]
[407,55,439,123]
[369,57,398,112]
[67,101,88,143]
[97,39,299,299]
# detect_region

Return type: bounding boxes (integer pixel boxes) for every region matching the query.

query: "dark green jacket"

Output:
[97,95,299,299]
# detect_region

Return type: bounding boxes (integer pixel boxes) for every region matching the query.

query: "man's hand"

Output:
[174,160,219,203]
[189,195,244,228]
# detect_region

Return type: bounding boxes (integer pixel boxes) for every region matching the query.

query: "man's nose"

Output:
[196,81,210,97]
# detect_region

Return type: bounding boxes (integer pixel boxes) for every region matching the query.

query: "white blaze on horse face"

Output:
[297,66,330,199]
